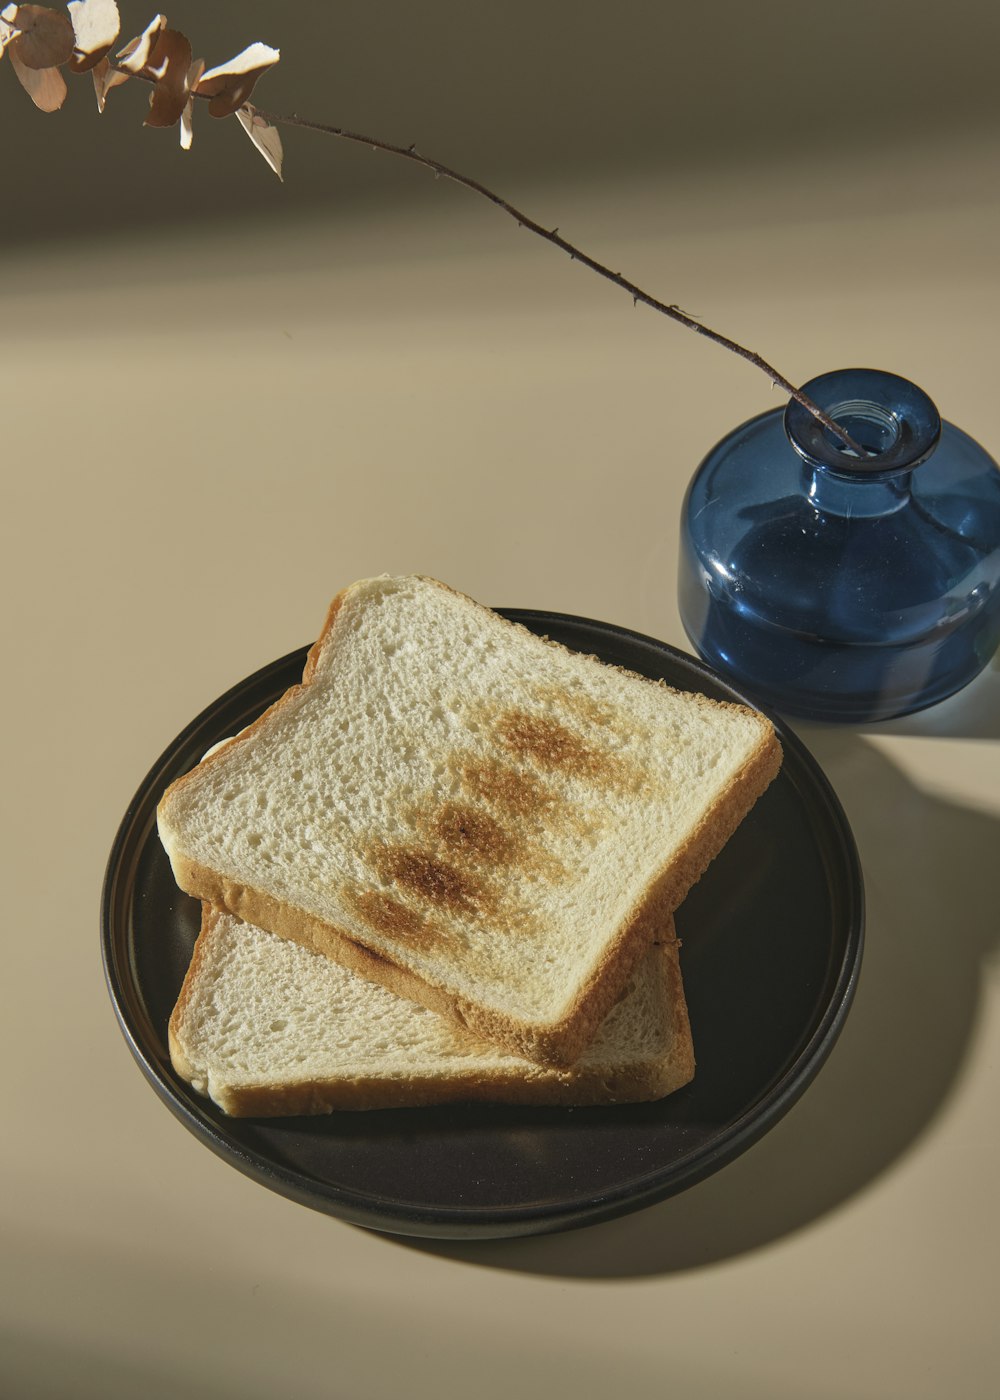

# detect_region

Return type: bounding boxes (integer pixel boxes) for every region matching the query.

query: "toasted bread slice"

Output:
[158,575,780,1064]
[169,906,695,1116]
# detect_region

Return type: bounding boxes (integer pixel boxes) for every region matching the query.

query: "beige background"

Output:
[2,3,999,1397]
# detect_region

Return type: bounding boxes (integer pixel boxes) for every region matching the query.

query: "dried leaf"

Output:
[195,41,279,118]
[9,4,74,68]
[179,55,203,149]
[67,0,120,72]
[8,41,67,108]
[143,26,191,128]
[115,11,163,74]
[0,8,17,58]
[91,50,127,110]
[235,102,283,180]
[179,94,193,148]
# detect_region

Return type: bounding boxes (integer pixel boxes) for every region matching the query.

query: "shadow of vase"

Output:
[854,651,1000,741]
[392,727,999,1276]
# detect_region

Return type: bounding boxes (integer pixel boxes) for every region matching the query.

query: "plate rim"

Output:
[101,609,864,1239]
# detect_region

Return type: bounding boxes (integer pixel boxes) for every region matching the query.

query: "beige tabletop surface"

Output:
[3,5,1000,1397]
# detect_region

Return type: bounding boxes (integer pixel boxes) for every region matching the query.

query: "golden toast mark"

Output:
[420,795,567,884]
[369,843,492,916]
[530,683,617,730]
[427,801,517,864]
[344,888,452,952]
[495,707,641,790]
[457,757,559,821]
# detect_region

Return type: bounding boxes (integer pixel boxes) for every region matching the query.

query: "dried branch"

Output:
[0,1,868,455]
[256,107,863,452]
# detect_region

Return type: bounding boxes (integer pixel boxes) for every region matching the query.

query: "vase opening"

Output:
[823,399,901,459]
[784,368,941,477]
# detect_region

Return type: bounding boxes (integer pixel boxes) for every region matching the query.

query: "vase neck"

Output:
[804,462,912,518]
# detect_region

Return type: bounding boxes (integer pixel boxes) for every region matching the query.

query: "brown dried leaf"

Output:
[8,42,67,108]
[67,43,106,71]
[67,0,120,72]
[91,50,128,110]
[0,8,17,59]
[144,26,191,128]
[195,41,279,118]
[115,11,164,74]
[235,101,283,180]
[9,4,74,69]
[179,56,203,149]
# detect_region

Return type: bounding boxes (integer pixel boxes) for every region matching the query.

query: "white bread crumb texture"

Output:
[173,911,684,1102]
[161,577,772,1021]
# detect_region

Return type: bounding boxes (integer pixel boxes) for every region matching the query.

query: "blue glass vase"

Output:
[678,368,1000,722]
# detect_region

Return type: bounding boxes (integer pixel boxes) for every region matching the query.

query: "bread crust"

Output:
[167,901,221,1090]
[158,576,781,1066]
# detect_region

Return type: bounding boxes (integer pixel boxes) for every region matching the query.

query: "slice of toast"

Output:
[169,906,695,1116]
[158,575,780,1064]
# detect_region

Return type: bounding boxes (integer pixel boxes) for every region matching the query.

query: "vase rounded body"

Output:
[678,369,1000,722]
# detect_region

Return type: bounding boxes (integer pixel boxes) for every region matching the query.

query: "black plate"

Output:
[102,611,863,1239]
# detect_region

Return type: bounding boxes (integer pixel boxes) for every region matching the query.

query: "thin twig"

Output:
[254,107,867,457]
